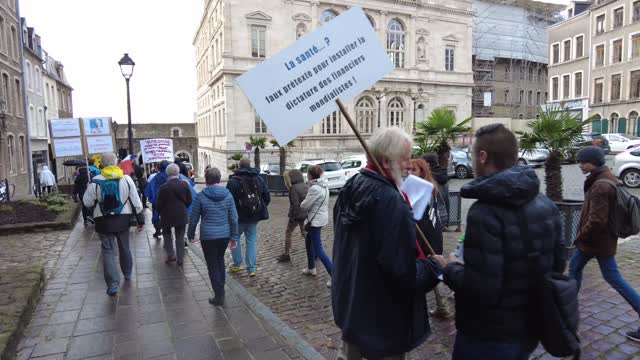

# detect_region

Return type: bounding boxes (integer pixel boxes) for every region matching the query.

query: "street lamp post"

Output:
[374,92,385,129]
[118,53,135,155]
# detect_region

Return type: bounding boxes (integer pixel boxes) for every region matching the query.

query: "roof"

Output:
[42,51,73,89]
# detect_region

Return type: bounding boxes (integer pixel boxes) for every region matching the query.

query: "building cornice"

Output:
[307,0,473,17]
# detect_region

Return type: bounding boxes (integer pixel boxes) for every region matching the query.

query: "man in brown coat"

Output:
[157,163,193,265]
[569,146,640,342]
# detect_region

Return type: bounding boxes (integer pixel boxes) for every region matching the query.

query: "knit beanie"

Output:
[576,146,605,166]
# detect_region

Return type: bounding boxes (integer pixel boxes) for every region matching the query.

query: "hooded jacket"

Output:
[226,167,270,223]
[332,169,442,358]
[574,165,619,257]
[287,169,309,220]
[39,166,56,186]
[188,185,239,241]
[301,178,329,227]
[73,167,90,197]
[82,165,143,233]
[442,166,566,341]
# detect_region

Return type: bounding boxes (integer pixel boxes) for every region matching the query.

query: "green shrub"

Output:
[0,204,13,212]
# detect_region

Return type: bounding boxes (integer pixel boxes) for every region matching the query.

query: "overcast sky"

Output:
[20,0,570,125]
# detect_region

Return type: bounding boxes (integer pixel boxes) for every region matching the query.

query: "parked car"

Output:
[449,147,473,179]
[259,163,291,175]
[575,133,611,154]
[612,148,640,187]
[602,133,640,153]
[295,159,347,190]
[517,148,549,167]
[340,155,367,180]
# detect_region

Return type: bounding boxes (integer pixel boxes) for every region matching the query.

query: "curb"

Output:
[187,245,325,360]
[0,203,80,235]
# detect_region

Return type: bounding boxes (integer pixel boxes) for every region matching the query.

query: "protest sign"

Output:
[86,135,114,154]
[140,139,174,164]
[84,117,111,135]
[52,137,83,157]
[236,7,393,145]
[50,119,81,138]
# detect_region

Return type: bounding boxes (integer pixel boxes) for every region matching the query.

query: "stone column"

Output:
[409,15,417,69]
[311,0,319,31]
[379,11,387,48]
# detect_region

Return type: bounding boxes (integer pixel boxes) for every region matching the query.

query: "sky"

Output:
[20,0,570,125]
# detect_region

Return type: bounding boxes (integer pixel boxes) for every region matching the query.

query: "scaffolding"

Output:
[472,0,565,118]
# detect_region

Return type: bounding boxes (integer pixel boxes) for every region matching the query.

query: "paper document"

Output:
[400,175,434,221]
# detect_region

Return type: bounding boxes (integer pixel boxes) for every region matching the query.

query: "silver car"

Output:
[613,147,640,188]
[517,148,549,168]
[450,147,473,179]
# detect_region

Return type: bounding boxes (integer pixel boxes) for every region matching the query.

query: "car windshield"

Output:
[320,162,342,171]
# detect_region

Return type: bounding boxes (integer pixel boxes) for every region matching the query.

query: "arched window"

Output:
[7,134,14,173]
[175,152,190,162]
[321,110,342,134]
[611,113,619,133]
[18,135,25,171]
[629,111,639,136]
[355,97,375,134]
[387,97,404,128]
[26,61,32,91]
[366,14,376,28]
[387,19,405,68]
[320,10,338,24]
[296,23,306,39]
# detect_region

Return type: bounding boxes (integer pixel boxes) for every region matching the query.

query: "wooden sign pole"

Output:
[335,99,435,256]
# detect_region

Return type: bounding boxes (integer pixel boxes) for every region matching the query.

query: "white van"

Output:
[296,159,347,190]
[340,155,368,180]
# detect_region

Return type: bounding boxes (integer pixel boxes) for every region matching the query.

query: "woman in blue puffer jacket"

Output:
[188,167,238,307]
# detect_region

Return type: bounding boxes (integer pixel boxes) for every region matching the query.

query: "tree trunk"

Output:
[254,148,261,170]
[438,149,451,172]
[279,148,286,175]
[544,150,564,202]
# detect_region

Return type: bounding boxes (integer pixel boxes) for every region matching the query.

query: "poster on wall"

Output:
[140,138,174,164]
[84,117,111,135]
[52,137,83,157]
[86,135,114,154]
[50,119,81,138]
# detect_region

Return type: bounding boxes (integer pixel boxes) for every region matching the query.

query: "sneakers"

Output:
[302,268,317,276]
[209,296,225,307]
[106,286,119,297]
[326,280,331,288]
[626,328,640,342]
[152,231,162,239]
[87,216,95,224]
[249,270,257,277]
[276,254,291,262]
[228,264,244,273]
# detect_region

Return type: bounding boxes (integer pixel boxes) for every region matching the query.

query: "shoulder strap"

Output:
[307,186,328,224]
[594,178,618,188]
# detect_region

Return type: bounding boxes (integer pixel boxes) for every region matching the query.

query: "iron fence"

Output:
[447,191,462,231]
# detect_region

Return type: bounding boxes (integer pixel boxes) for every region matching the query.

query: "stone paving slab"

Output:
[15,212,307,360]
[228,195,640,360]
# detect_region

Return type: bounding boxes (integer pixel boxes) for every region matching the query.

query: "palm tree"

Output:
[246,136,268,170]
[414,108,473,169]
[516,108,593,202]
[269,139,295,175]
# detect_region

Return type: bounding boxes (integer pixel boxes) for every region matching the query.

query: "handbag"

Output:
[519,211,580,358]
[304,186,327,232]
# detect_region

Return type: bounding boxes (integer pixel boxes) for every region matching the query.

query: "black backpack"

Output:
[234,174,264,217]
[520,212,580,358]
[595,179,640,239]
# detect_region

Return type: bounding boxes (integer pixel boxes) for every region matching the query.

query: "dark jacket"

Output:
[332,169,442,358]
[157,177,193,228]
[417,190,443,255]
[288,169,308,220]
[226,167,270,223]
[188,185,239,241]
[134,164,147,189]
[443,166,566,342]
[73,167,90,197]
[575,166,618,257]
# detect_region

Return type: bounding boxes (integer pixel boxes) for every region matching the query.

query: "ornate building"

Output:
[194,0,474,177]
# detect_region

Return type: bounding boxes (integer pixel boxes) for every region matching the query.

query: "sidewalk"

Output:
[15,212,313,360]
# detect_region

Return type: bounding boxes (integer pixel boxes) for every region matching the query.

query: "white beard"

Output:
[390,161,404,188]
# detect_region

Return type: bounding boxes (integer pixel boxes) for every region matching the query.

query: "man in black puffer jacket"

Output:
[443,124,566,359]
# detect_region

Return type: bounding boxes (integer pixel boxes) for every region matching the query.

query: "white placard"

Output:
[84,117,111,135]
[400,175,434,221]
[53,137,83,158]
[50,119,81,138]
[87,135,114,154]
[140,138,174,164]
[236,7,394,145]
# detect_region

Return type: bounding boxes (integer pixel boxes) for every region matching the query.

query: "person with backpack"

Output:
[83,152,144,297]
[226,158,270,277]
[570,146,640,342]
[442,124,566,359]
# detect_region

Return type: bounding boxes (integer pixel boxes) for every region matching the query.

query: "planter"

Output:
[554,199,584,254]
[260,174,288,196]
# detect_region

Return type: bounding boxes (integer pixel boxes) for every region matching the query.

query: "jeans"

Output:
[452,332,536,360]
[284,218,305,255]
[569,249,640,316]
[98,230,133,288]
[202,240,229,298]
[231,222,258,272]
[336,340,406,360]
[163,225,186,263]
[305,226,332,274]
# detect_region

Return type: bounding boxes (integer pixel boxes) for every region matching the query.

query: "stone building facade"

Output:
[0,0,28,197]
[193,0,474,178]
[114,122,199,171]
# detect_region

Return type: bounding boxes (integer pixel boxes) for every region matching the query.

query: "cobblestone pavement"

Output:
[16,213,305,360]
[229,192,640,359]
